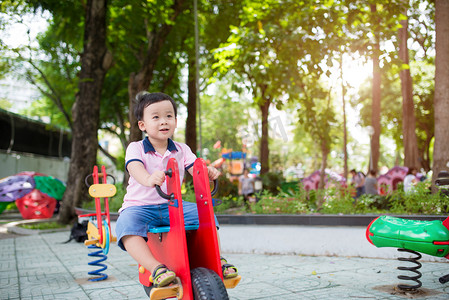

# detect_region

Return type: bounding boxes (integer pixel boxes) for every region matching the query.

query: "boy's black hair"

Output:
[134,92,177,121]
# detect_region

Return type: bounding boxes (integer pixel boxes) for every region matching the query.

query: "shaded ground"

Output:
[0,230,20,239]
[0,210,23,239]
[0,210,66,239]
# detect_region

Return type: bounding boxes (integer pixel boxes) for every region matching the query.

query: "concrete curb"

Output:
[216,213,447,226]
[73,207,448,227]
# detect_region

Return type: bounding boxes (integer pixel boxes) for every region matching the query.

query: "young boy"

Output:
[115,92,237,288]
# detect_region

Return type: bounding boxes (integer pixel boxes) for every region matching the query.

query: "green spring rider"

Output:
[366,171,449,291]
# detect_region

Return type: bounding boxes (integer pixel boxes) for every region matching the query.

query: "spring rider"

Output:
[138,158,241,299]
[78,165,117,281]
[366,171,449,291]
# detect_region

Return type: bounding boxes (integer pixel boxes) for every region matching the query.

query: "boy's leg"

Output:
[116,205,176,286]
[216,233,237,277]
[122,235,176,286]
[122,235,161,274]
[182,201,237,277]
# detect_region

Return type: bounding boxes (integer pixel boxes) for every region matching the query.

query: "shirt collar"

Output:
[143,137,178,153]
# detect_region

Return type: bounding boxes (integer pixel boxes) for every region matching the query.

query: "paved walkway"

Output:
[1,224,449,299]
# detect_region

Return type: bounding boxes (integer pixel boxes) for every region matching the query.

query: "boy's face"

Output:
[138,100,177,143]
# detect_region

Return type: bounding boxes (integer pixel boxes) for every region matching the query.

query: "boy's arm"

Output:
[127,161,165,187]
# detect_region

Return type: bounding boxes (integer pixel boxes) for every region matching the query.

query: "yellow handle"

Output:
[88,184,116,198]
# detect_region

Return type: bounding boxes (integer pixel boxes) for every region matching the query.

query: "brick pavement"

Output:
[1,229,449,299]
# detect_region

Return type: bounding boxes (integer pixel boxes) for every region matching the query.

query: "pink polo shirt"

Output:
[119,137,196,212]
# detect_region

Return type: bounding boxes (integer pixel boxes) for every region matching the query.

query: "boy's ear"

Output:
[138,120,146,132]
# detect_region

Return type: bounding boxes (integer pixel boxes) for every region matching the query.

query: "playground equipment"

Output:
[211,150,247,176]
[377,166,408,195]
[78,166,117,281]
[366,171,449,291]
[0,171,66,218]
[376,166,426,195]
[138,158,241,299]
[301,170,346,191]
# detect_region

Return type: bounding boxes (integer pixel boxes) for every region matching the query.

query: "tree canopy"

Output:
[0,0,445,222]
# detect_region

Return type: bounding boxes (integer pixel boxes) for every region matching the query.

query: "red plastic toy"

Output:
[138,158,241,299]
[16,189,56,219]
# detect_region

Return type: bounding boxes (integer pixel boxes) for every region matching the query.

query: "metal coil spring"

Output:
[397,248,422,291]
[88,244,108,281]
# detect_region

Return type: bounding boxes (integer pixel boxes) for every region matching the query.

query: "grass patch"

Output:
[17,222,68,230]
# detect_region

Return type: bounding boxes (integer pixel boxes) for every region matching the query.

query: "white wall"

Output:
[0,151,70,182]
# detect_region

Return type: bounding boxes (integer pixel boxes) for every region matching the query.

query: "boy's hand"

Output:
[207,166,221,181]
[148,170,166,187]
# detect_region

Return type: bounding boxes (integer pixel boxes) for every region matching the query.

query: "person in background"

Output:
[365,170,378,196]
[238,169,255,210]
[403,167,418,193]
[350,169,366,199]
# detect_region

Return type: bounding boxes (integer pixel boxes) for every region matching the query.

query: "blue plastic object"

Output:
[148,224,199,234]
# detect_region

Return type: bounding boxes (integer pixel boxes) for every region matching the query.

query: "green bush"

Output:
[388,182,449,215]
[319,188,359,214]
[254,189,308,214]
[260,172,284,195]
[215,175,239,199]
[183,178,244,213]
[81,177,449,216]
[248,182,449,215]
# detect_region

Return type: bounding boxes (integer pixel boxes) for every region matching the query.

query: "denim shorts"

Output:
[115,201,219,251]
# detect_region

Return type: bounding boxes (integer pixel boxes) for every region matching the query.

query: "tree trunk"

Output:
[419,133,432,172]
[416,120,433,172]
[59,0,109,224]
[432,0,449,191]
[127,0,186,144]
[259,99,270,175]
[316,143,329,210]
[399,6,421,170]
[128,73,147,143]
[340,54,348,180]
[184,56,197,184]
[318,148,329,190]
[186,57,197,154]
[370,4,381,173]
